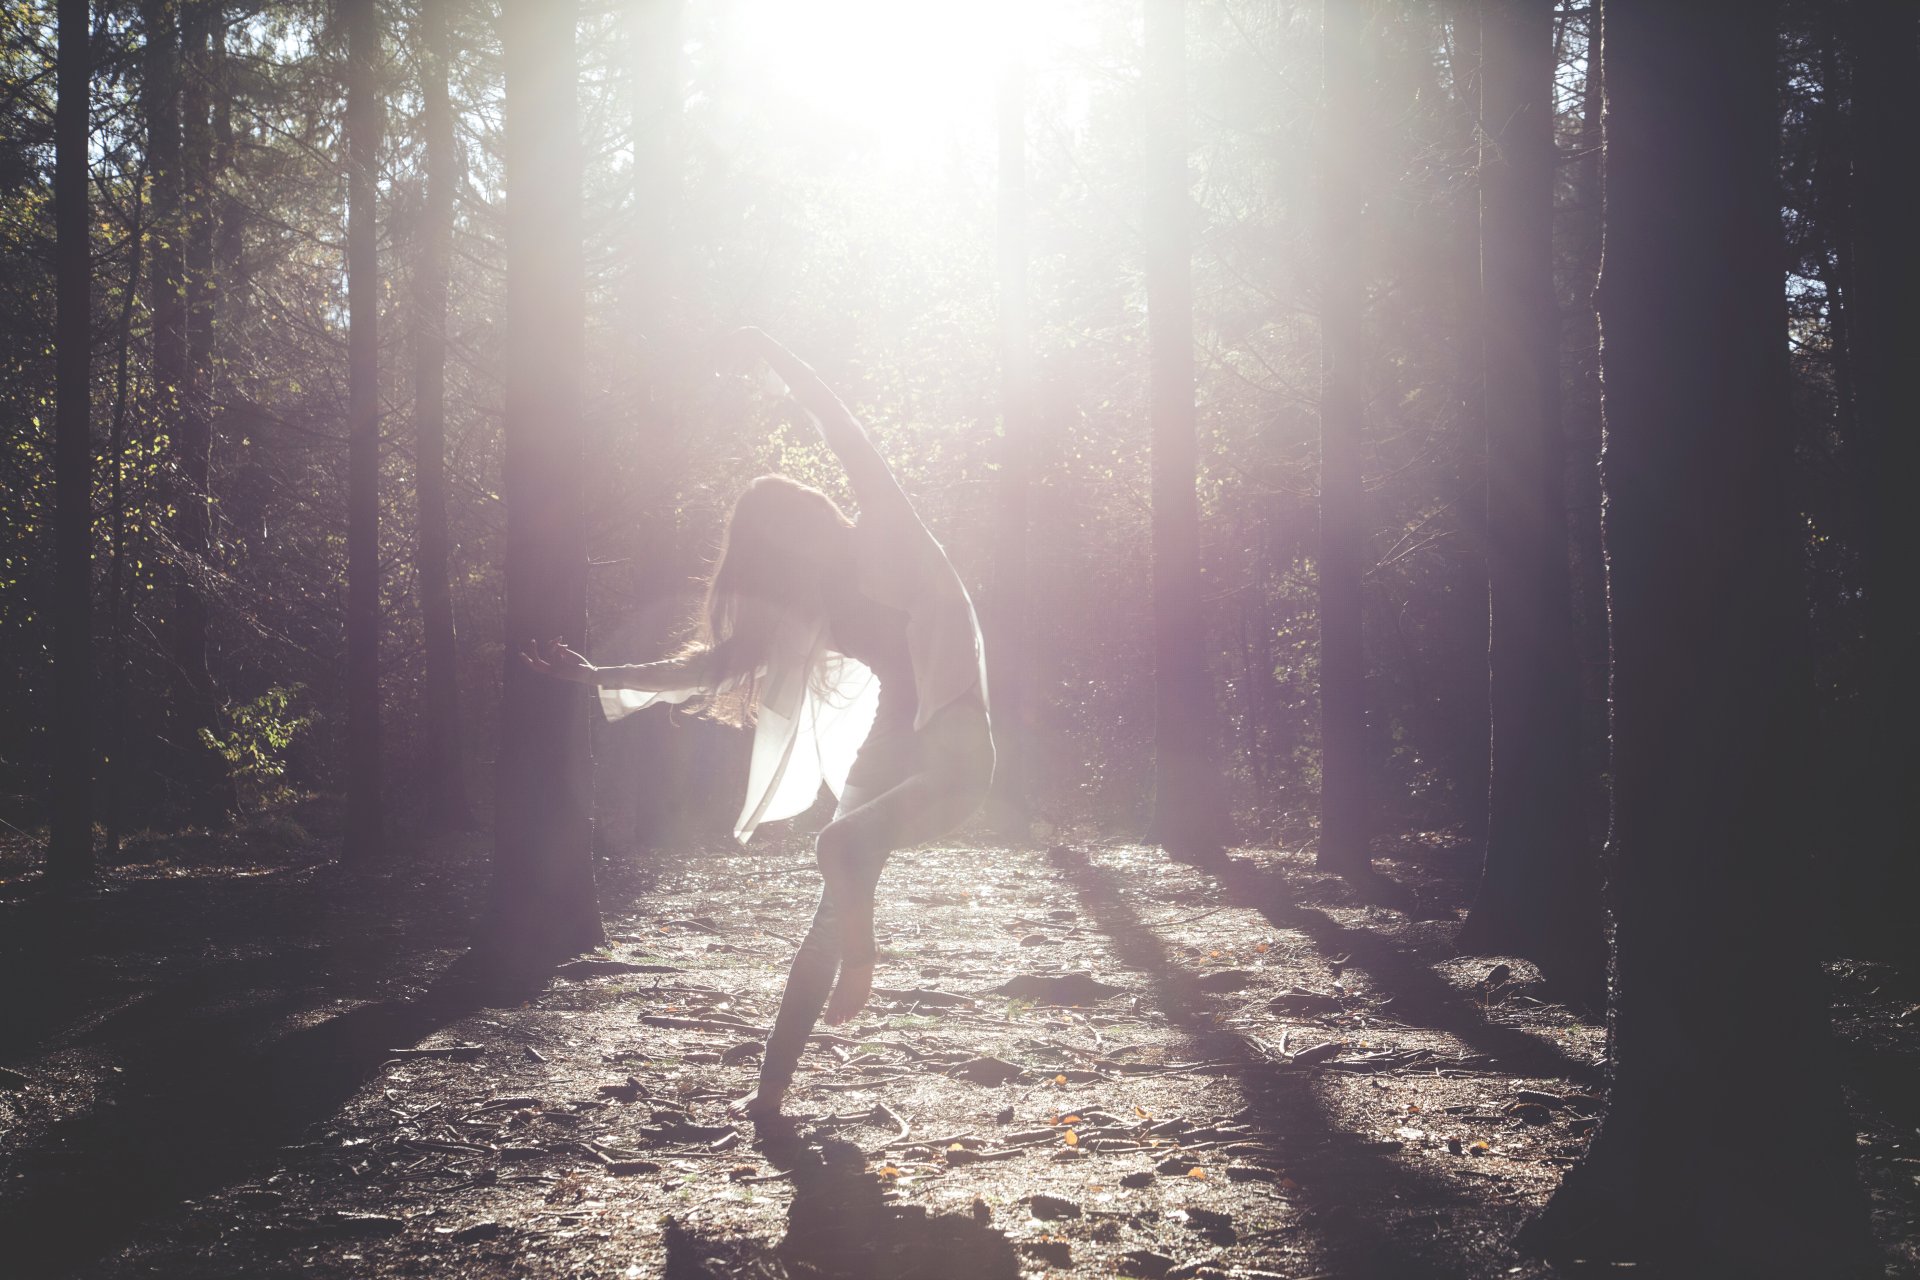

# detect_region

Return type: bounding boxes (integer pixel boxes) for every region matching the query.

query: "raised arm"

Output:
[735,328,907,515]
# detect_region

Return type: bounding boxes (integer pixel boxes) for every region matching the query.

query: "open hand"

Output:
[520,637,594,683]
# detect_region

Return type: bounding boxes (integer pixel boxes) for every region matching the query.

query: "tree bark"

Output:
[1564,5,1608,819]
[51,0,94,882]
[145,0,227,825]
[488,0,603,966]
[343,0,383,856]
[1848,0,1920,961]
[1144,0,1227,861]
[1527,1,1873,1266]
[1455,0,1602,1005]
[1315,0,1370,874]
[105,169,146,859]
[986,59,1034,838]
[412,0,469,831]
[182,2,235,826]
[1441,0,1489,855]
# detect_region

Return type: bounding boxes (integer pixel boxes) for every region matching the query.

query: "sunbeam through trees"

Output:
[0,2,1914,1277]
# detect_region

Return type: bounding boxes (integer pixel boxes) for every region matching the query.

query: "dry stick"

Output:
[871,1101,911,1143]
[1150,905,1233,929]
[385,1045,484,1062]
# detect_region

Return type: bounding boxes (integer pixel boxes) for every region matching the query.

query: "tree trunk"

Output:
[1527,1,1873,1267]
[488,0,602,967]
[1455,0,1602,1005]
[1441,0,1490,854]
[412,0,470,831]
[51,0,93,883]
[986,59,1034,838]
[1564,6,1608,824]
[1315,0,1370,874]
[105,169,146,859]
[343,0,383,855]
[179,1,232,827]
[145,0,228,826]
[1848,0,1920,962]
[1144,0,1227,861]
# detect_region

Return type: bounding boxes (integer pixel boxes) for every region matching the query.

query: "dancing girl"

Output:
[524,327,994,1119]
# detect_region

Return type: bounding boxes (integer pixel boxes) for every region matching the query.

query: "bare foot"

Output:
[728,1084,786,1121]
[824,960,874,1026]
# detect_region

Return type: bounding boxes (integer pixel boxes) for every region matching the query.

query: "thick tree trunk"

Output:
[51,0,93,882]
[1564,9,1608,819]
[343,0,383,855]
[488,0,602,966]
[1455,0,1602,1004]
[1528,1,1873,1267]
[1848,0,1920,961]
[412,0,469,831]
[1315,0,1370,874]
[1144,0,1227,861]
[986,60,1034,838]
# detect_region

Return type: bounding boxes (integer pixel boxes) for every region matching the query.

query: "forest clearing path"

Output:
[0,824,1913,1278]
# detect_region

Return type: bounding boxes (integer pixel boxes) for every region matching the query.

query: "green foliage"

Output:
[198,685,313,809]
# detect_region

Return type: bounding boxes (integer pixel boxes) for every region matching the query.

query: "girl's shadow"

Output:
[664,1126,1019,1279]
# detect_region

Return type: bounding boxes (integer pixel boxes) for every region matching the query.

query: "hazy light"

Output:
[723,0,1067,154]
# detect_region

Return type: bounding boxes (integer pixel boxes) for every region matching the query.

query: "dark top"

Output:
[823,578,918,785]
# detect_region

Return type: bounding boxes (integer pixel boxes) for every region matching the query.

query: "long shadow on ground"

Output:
[1213,854,1604,1086]
[661,1130,1020,1279]
[1059,847,1556,1279]
[0,955,494,1278]
[0,837,649,1280]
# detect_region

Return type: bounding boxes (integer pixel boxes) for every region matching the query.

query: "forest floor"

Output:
[1,809,1917,1280]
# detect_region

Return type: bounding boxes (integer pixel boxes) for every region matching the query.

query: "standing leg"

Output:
[732,783,881,1120]
[732,704,993,1119]
[732,886,846,1119]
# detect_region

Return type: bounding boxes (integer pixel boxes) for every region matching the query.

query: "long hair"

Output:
[688,475,852,725]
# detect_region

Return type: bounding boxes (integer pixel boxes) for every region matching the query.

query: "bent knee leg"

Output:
[817,818,888,897]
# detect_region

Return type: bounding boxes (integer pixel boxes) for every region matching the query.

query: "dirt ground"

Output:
[2,812,1916,1279]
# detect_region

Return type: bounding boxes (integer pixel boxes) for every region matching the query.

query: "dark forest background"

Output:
[3,0,1917,1266]
[3,0,1908,926]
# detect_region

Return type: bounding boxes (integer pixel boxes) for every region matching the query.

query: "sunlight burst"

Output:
[722,0,1069,150]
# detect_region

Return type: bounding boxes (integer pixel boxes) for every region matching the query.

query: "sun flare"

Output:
[721,0,1075,151]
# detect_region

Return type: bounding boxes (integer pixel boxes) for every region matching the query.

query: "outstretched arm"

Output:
[521,638,715,693]
[734,327,907,514]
